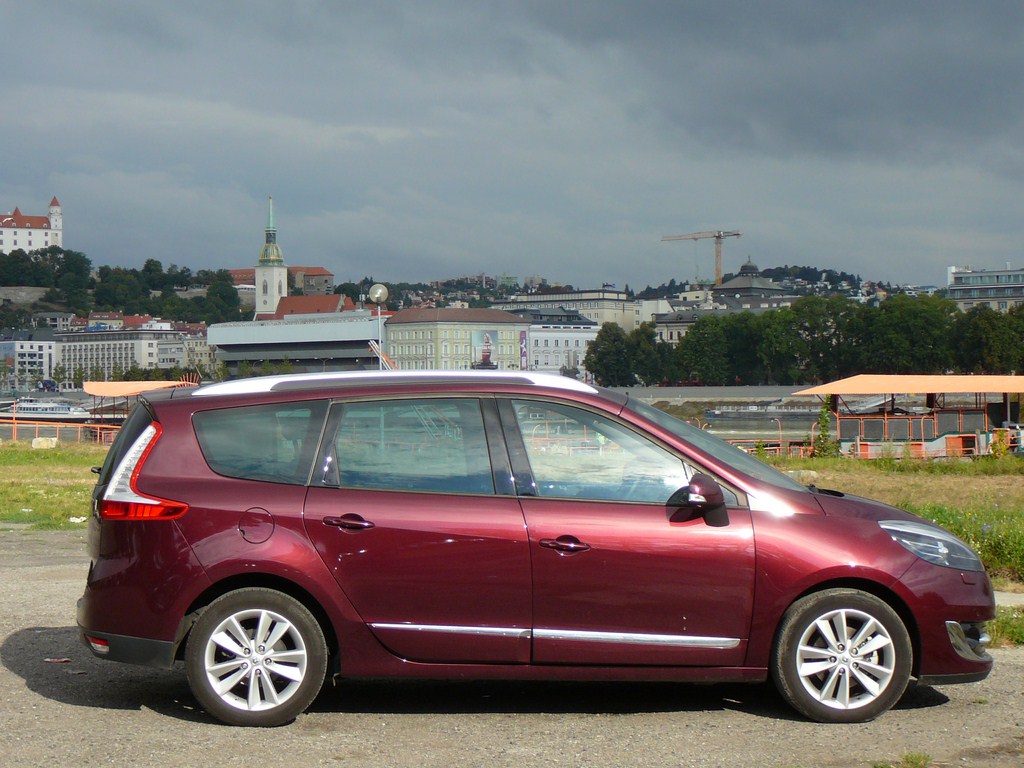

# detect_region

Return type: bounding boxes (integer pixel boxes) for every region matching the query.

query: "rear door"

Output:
[502,398,756,666]
[303,396,533,664]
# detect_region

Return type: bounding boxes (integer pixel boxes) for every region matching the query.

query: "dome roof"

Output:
[738,258,759,276]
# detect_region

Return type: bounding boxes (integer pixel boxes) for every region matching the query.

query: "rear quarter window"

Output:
[194,400,328,485]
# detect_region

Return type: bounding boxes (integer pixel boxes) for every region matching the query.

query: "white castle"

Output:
[0,197,63,253]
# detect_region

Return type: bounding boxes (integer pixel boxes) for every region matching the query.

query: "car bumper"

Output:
[77,618,178,668]
[896,560,995,683]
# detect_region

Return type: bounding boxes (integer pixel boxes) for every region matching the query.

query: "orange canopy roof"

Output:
[83,380,197,398]
[794,374,1024,397]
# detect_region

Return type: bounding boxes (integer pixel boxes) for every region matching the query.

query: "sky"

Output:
[4,1,1024,291]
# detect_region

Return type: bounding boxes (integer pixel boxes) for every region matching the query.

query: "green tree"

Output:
[789,295,860,382]
[628,322,670,386]
[0,250,40,286]
[203,274,242,323]
[51,363,68,391]
[583,323,635,386]
[721,312,766,384]
[51,247,92,285]
[855,295,957,373]
[141,259,167,291]
[758,309,804,384]
[93,269,151,314]
[953,305,1022,373]
[676,315,730,385]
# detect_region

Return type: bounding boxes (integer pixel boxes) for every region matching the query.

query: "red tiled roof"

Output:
[1,206,51,229]
[229,266,334,285]
[275,295,345,317]
[229,269,256,285]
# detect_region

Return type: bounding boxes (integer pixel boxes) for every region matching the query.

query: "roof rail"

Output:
[193,370,597,397]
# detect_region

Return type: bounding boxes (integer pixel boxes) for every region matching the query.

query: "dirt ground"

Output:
[2,528,1022,768]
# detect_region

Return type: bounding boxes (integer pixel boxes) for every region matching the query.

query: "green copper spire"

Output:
[258,195,284,264]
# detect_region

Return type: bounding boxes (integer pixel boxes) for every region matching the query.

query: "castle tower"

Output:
[48,196,63,245]
[254,196,288,317]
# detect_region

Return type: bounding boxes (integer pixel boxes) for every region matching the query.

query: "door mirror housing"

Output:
[667,473,728,526]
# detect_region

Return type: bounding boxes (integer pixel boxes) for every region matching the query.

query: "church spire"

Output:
[258,195,283,264]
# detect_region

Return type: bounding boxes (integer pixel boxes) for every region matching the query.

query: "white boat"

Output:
[0,397,94,423]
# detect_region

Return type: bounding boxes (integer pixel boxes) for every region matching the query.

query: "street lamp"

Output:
[368,284,389,370]
[772,417,783,456]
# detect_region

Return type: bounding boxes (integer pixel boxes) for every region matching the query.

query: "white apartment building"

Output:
[157,335,217,372]
[947,264,1024,312]
[55,328,184,385]
[0,337,56,390]
[0,198,63,253]
[509,307,599,376]
[631,297,674,328]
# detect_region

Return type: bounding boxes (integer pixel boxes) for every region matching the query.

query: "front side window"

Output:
[510,400,690,504]
[626,398,807,493]
[194,400,327,485]
[321,398,494,495]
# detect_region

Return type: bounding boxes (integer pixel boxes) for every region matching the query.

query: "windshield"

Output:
[627,398,808,493]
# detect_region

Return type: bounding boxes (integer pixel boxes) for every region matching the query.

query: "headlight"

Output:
[880,520,983,572]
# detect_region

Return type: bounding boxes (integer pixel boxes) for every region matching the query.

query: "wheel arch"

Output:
[173,574,340,668]
[775,578,922,677]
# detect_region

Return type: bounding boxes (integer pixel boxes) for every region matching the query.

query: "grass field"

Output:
[0,441,106,528]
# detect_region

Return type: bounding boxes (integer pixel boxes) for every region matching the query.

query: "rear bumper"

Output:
[77,618,177,668]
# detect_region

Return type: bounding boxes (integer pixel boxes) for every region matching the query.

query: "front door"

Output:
[504,398,756,666]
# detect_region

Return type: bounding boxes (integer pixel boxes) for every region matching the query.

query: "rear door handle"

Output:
[323,514,375,531]
[539,535,591,553]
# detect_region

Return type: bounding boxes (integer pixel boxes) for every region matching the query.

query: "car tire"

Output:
[185,588,328,727]
[770,588,912,723]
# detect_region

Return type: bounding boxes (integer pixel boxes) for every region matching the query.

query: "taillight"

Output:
[99,422,189,521]
[84,635,110,654]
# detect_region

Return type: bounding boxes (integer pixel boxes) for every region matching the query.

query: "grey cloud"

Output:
[4,1,1024,289]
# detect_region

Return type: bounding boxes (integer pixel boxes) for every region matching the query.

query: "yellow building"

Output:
[386,308,530,371]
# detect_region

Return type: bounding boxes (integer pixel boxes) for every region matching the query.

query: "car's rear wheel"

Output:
[771,588,912,723]
[185,588,328,727]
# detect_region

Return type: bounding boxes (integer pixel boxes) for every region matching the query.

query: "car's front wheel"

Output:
[771,588,912,723]
[185,588,328,726]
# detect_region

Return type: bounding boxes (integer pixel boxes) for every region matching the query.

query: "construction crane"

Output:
[661,230,741,287]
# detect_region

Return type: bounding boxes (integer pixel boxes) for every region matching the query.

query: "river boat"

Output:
[0,397,94,423]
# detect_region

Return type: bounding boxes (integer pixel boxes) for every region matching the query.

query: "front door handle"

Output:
[539,535,591,554]
[323,514,375,531]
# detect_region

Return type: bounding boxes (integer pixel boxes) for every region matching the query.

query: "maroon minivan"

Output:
[78,371,993,726]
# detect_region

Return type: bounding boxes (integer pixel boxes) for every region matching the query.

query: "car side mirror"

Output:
[667,473,729,527]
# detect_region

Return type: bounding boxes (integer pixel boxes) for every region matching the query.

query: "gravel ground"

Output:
[2,528,1022,768]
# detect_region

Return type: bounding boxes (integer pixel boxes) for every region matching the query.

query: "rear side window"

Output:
[194,400,328,485]
[320,398,494,495]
